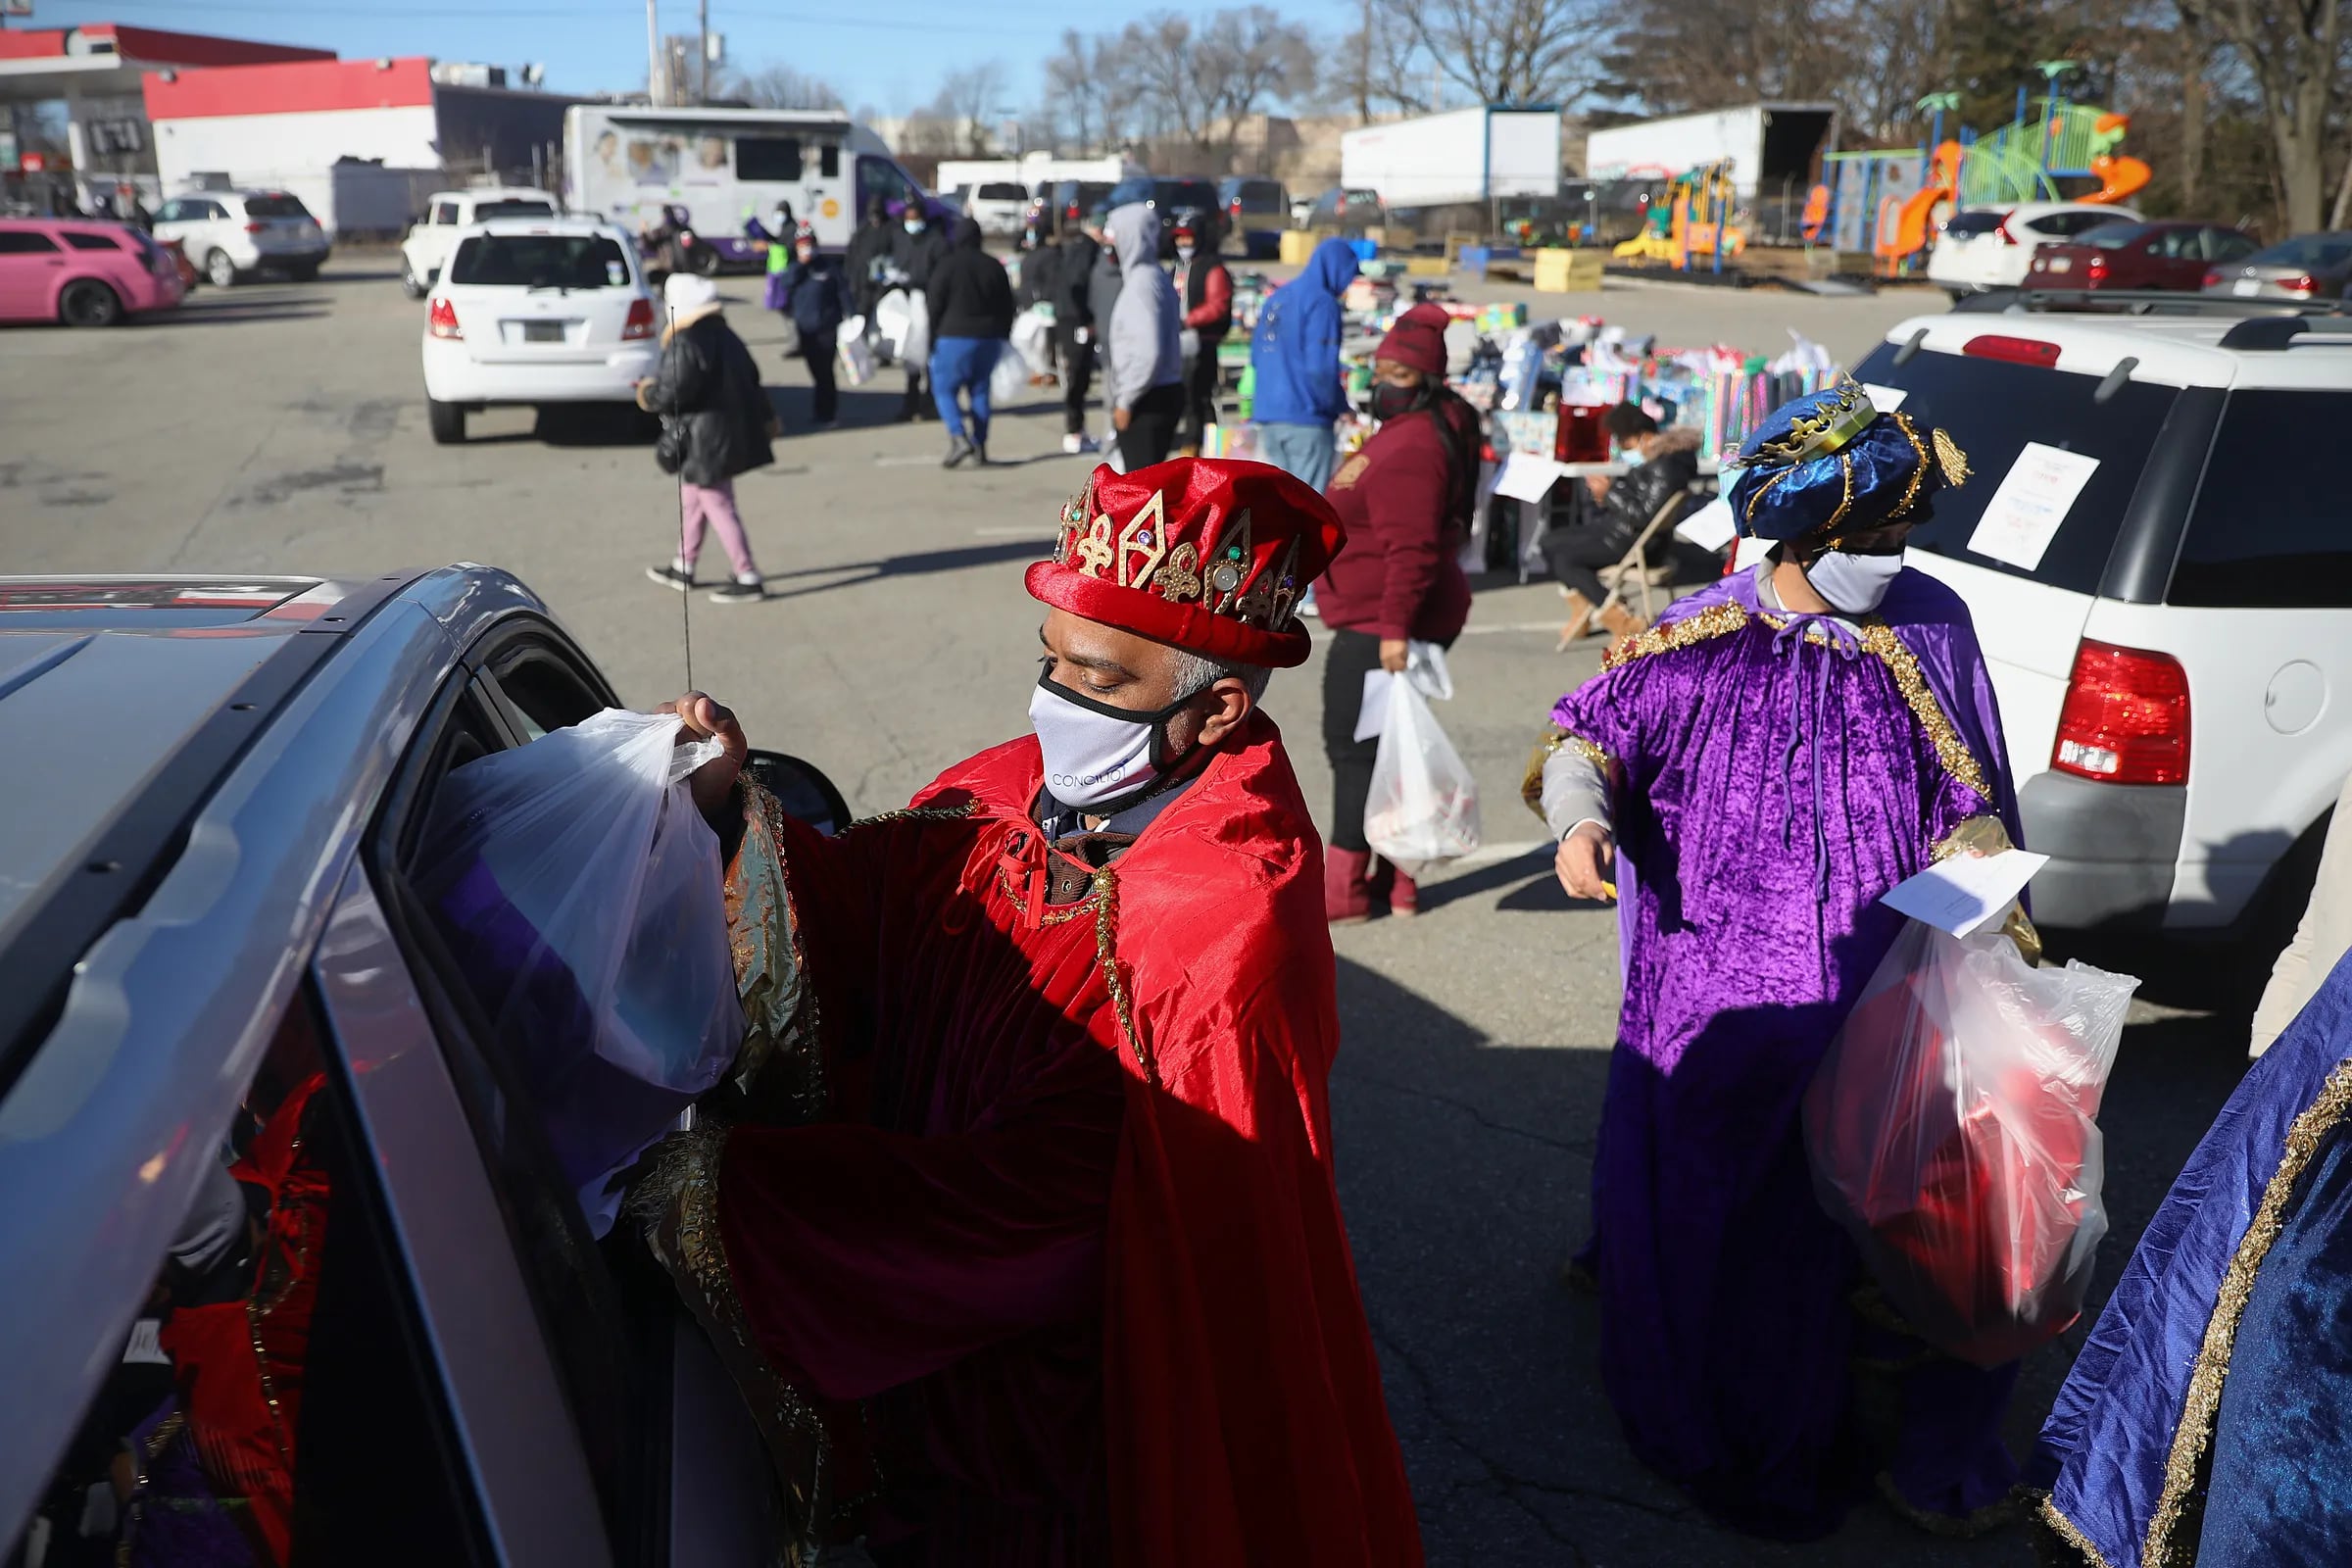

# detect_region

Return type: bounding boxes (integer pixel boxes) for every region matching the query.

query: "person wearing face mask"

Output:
[1103,203,1185,470]
[778,225,854,428]
[651,458,1422,1568]
[1526,384,2034,1541]
[1542,401,1701,647]
[1312,302,1480,920]
[1170,218,1232,455]
[888,202,953,421]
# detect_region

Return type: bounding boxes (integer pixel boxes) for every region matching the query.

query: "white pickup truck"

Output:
[399,187,562,298]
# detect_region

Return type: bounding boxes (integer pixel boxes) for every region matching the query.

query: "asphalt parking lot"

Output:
[0,252,2252,1565]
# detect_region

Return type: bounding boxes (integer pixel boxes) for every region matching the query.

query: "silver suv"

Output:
[0,568,844,1564]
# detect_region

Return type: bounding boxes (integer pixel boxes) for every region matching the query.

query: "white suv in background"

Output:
[400,187,561,298]
[1928,201,2141,297]
[151,189,330,287]
[420,218,660,445]
[959,181,1031,239]
[1852,301,2352,959]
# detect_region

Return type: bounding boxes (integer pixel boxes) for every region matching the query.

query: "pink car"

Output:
[0,218,186,327]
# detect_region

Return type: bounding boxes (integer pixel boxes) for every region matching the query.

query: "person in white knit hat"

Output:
[639,271,775,604]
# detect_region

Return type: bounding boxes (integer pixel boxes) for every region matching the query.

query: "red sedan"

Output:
[2026,220,2258,291]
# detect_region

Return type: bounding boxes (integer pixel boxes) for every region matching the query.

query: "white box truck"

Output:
[1583,103,1838,212]
[1340,107,1562,210]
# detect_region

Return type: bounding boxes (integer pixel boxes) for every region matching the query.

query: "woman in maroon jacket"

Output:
[1315,302,1479,921]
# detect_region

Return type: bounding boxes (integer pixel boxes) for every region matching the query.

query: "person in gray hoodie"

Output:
[1104,202,1185,470]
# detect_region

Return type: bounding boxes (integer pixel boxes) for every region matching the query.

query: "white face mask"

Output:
[1803,548,1905,614]
[1029,673,1196,811]
[1176,244,1197,262]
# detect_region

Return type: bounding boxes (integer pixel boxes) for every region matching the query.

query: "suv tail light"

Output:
[622,296,656,339]
[1994,212,2020,245]
[244,220,267,234]
[1963,333,2061,367]
[2052,640,2189,785]
[428,296,462,339]
[2201,269,2223,288]
[2283,272,2318,297]
[2084,252,2108,280]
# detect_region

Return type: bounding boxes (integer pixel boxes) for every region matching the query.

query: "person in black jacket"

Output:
[779,226,855,428]
[846,195,895,317]
[638,273,776,604]
[1054,217,1102,453]
[1542,402,1700,643]
[924,216,1015,468]
[1171,218,1234,454]
[888,204,954,421]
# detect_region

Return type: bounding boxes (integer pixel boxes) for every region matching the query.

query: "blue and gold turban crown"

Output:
[1724,382,1971,543]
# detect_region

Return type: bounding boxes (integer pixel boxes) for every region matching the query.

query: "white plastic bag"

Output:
[990,341,1027,406]
[414,709,744,1236]
[1804,920,2139,1365]
[1011,304,1055,377]
[1363,643,1481,871]
[873,286,929,366]
[838,317,875,385]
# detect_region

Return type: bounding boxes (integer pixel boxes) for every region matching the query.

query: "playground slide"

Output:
[1886,182,1950,262]
[2086,154,2151,205]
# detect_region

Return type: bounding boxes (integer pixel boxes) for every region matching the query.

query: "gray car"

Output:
[0,568,845,1566]
[2201,230,2352,300]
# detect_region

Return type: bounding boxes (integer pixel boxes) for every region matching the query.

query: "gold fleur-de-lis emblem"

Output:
[1072,514,1116,578]
[1152,542,1202,603]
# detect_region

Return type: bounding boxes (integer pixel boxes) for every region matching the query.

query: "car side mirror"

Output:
[745,750,852,836]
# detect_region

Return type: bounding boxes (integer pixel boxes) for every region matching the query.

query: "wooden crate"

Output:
[1534,248,1604,292]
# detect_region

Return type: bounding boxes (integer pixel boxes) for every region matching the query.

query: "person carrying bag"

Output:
[639,272,776,604]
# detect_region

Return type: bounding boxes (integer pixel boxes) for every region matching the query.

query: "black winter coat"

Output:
[1592,436,1700,550]
[888,222,952,292]
[924,219,1016,340]
[846,220,895,314]
[781,258,853,338]
[641,314,774,487]
[1054,230,1100,337]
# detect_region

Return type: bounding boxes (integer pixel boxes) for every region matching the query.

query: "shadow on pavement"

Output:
[1329,949,2247,1567]
[155,301,332,327]
[752,539,1052,602]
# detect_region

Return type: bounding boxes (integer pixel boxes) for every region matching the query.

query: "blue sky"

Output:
[28,0,1352,122]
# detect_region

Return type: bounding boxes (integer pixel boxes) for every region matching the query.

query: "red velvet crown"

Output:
[1025,459,1348,668]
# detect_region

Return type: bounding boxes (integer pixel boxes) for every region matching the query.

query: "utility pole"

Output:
[698,0,710,105]
[645,0,662,104]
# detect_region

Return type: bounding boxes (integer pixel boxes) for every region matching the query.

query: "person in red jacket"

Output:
[1172,219,1233,454]
[1314,302,1479,920]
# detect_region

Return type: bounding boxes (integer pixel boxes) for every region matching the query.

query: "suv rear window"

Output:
[976,182,1027,201]
[473,198,556,220]
[1154,179,1218,211]
[1943,211,2007,238]
[2172,389,2352,608]
[449,232,631,288]
[1230,180,1285,214]
[244,195,311,220]
[1849,341,2182,594]
[2026,210,2121,238]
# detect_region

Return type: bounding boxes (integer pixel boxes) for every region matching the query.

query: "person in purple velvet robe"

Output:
[1525,383,2031,1539]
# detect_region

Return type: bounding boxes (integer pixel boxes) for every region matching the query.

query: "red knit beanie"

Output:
[1375,302,1451,377]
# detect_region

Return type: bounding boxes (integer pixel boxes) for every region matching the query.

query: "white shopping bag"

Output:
[413,710,744,1235]
[990,342,1027,406]
[838,316,875,385]
[1362,643,1480,870]
[873,287,929,366]
[1011,305,1056,377]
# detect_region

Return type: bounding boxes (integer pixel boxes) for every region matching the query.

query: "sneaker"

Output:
[942,435,973,469]
[645,561,695,592]
[1298,585,1320,619]
[1061,432,1086,455]
[971,441,989,466]
[708,577,767,604]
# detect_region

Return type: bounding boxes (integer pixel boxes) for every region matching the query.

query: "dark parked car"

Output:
[2201,230,2352,301]
[1303,186,1387,237]
[0,569,848,1566]
[2027,220,2258,291]
[1218,175,1290,258]
[1049,178,1115,233]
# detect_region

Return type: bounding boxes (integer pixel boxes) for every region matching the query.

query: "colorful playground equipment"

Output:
[1809,71,2154,274]
[1611,160,1747,272]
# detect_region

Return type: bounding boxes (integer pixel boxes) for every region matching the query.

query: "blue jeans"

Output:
[1254,420,1336,492]
[930,337,1002,443]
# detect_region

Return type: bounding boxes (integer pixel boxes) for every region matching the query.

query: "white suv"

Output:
[400,187,560,298]
[1852,301,2352,951]
[152,189,330,287]
[959,181,1030,239]
[420,218,660,445]
[1928,201,2140,297]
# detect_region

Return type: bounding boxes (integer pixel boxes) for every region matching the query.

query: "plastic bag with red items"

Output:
[1804,920,2139,1366]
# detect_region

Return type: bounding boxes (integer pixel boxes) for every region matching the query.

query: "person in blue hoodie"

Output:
[1249,236,1359,492]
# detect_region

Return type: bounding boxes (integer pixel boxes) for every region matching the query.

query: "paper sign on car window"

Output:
[1862,382,1908,414]
[1965,443,2100,571]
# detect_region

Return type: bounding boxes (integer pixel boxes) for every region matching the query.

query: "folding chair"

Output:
[1563,489,1698,640]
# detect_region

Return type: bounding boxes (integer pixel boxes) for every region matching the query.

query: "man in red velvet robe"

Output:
[649,458,1422,1567]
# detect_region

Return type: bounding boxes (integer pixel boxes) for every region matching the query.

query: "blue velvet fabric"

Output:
[2198,1111,2352,1565]
[2034,946,2352,1565]
[1725,386,1952,542]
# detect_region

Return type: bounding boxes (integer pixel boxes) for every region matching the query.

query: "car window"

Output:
[201,200,229,220]
[977,182,1027,201]
[154,199,186,223]
[482,636,610,741]
[245,195,311,220]
[433,201,461,224]
[61,230,122,252]
[1942,210,2006,238]
[817,142,840,178]
[2253,233,2352,270]
[0,231,60,254]
[857,155,920,215]
[473,199,557,220]
[2172,390,2352,608]
[2210,231,2256,261]
[449,232,632,288]
[1849,342,2183,595]
[738,135,803,182]
[2080,222,2146,249]
[18,988,490,1565]
[2029,211,2120,237]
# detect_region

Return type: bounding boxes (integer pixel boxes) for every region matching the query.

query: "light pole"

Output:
[645,0,662,105]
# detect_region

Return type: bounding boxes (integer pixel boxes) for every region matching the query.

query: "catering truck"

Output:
[562,103,933,266]
[1340,106,1563,210]
[1584,103,1838,226]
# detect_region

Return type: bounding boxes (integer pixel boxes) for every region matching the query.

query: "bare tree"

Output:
[2180,0,2344,231]
[1046,30,1099,155]
[1329,0,1432,122]
[1388,0,1611,108]
[1194,6,1318,153]
[1120,15,1218,155]
[725,65,845,110]
[936,63,1009,157]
